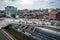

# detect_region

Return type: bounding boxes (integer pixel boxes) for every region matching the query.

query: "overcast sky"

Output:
[0,0,60,10]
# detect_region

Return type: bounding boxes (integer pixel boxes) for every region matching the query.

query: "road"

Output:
[0,30,10,40]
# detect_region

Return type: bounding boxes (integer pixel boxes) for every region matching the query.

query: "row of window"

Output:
[13,24,41,38]
[13,24,41,34]
[18,24,35,32]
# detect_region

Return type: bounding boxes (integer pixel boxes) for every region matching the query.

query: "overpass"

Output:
[0,18,18,29]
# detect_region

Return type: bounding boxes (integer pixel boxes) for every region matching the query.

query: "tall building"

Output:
[5,6,17,16]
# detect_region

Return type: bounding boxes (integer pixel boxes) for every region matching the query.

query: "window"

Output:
[34,28,41,35]
[25,25,30,29]
[18,24,21,26]
[32,28,42,38]
[30,27,34,32]
[21,25,25,28]
[25,25,32,31]
[25,26,28,29]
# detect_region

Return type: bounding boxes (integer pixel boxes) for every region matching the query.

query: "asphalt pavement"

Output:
[0,30,10,40]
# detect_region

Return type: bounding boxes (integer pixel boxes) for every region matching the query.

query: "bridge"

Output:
[0,18,18,29]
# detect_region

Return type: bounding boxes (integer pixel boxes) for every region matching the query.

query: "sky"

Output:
[0,0,60,10]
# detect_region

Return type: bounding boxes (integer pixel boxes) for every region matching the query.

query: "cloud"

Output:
[0,0,60,10]
[10,0,16,1]
[0,0,34,5]
[20,0,33,5]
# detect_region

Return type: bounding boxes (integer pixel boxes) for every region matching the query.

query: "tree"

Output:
[19,15,24,18]
[11,13,16,18]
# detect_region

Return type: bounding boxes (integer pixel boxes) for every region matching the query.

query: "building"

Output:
[48,10,60,21]
[56,11,60,21]
[17,9,46,19]
[43,9,60,21]
[5,6,17,17]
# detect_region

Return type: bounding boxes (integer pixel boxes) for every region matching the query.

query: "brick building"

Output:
[48,11,60,21]
[56,11,60,21]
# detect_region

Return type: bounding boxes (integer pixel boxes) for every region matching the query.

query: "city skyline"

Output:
[0,0,60,10]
